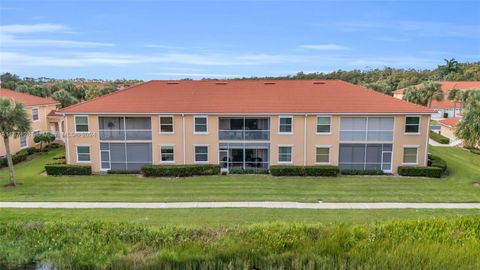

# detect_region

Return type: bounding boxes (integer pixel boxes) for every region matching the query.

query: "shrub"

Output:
[53,153,66,160]
[341,169,384,175]
[270,165,339,177]
[46,160,66,165]
[228,168,269,174]
[25,147,38,155]
[45,165,92,175]
[107,170,140,174]
[428,154,447,172]
[398,166,443,178]
[429,131,450,144]
[141,164,220,177]
[12,151,29,164]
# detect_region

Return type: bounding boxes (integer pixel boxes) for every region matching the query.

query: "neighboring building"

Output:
[59,80,433,174]
[0,88,59,157]
[393,81,480,119]
[438,117,461,141]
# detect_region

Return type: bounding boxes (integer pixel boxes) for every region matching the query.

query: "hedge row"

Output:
[45,165,92,176]
[428,154,447,172]
[340,169,384,175]
[228,168,269,174]
[429,131,450,144]
[141,164,221,177]
[270,165,339,177]
[398,166,443,178]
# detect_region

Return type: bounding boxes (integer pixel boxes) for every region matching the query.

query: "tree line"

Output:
[0,74,143,108]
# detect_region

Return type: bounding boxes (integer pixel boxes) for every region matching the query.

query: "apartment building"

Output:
[0,88,59,156]
[59,80,433,174]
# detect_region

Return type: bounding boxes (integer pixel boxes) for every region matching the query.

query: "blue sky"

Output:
[0,0,479,80]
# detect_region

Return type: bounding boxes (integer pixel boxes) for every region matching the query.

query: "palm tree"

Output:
[419,81,444,108]
[456,91,480,148]
[402,86,423,104]
[0,98,31,186]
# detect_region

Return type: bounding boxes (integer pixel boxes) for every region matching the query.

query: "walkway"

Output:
[2,202,480,209]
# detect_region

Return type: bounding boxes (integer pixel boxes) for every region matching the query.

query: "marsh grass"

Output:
[1,217,480,269]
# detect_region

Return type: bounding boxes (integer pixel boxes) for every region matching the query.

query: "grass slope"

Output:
[1,146,480,202]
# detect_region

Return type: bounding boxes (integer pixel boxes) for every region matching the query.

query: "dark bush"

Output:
[107,170,140,174]
[45,165,92,175]
[228,168,269,174]
[12,151,29,164]
[141,164,220,177]
[428,154,447,172]
[270,165,339,177]
[341,169,384,175]
[398,166,443,178]
[429,131,450,144]
[25,147,38,155]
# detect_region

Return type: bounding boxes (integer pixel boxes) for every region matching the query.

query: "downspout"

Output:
[182,114,186,164]
[64,115,70,164]
[424,115,431,166]
[304,114,307,166]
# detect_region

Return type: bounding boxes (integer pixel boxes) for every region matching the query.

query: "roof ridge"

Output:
[59,80,152,113]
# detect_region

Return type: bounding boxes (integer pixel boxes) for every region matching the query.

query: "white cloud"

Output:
[151,72,242,78]
[299,44,349,50]
[0,23,68,34]
[0,23,114,48]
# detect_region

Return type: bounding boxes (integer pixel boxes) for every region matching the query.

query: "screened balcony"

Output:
[99,117,152,141]
[219,117,270,141]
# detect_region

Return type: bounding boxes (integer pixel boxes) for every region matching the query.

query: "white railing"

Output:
[219,130,270,141]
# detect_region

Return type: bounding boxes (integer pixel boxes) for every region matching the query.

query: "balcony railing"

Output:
[99,129,152,141]
[219,130,270,141]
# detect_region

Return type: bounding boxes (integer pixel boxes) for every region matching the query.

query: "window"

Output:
[160,116,174,133]
[278,146,292,163]
[194,116,208,134]
[33,130,41,144]
[340,117,394,142]
[279,116,293,134]
[403,147,418,164]
[75,116,89,132]
[32,107,39,121]
[160,145,175,163]
[20,135,28,148]
[195,145,208,162]
[316,147,330,164]
[405,116,420,134]
[316,116,331,134]
[76,145,91,163]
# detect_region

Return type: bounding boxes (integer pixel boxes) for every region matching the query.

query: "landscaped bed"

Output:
[1,217,479,269]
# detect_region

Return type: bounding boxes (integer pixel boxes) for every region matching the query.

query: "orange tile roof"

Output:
[438,117,461,128]
[47,110,62,117]
[0,88,58,106]
[60,80,433,114]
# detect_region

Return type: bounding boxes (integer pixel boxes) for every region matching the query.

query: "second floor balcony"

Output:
[99,116,152,141]
[219,117,270,141]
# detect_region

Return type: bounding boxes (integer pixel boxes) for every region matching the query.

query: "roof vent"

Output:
[167,82,179,85]
[215,82,228,85]
[264,82,276,85]
[313,81,325,85]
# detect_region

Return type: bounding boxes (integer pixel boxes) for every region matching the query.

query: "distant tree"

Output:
[456,91,480,147]
[85,85,117,100]
[420,81,444,108]
[403,86,423,104]
[52,90,78,108]
[0,73,20,90]
[0,98,31,186]
[29,84,51,97]
[439,58,462,79]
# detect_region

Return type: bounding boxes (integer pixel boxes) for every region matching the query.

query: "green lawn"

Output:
[2,208,479,227]
[1,146,480,202]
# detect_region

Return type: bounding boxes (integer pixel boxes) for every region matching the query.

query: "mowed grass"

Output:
[1,146,480,202]
[1,208,480,227]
